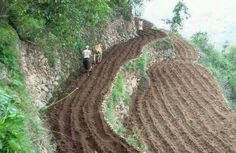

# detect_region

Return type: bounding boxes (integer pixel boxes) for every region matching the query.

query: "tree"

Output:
[166,0,190,33]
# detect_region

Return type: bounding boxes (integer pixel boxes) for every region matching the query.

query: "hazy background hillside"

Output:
[142,0,236,49]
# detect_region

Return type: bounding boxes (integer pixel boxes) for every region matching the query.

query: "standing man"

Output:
[138,20,143,31]
[82,45,92,76]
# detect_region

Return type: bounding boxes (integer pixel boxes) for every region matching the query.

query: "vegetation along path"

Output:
[48,21,236,153]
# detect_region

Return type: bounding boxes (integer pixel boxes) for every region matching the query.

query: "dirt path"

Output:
[129,34,236,153]
[48,21,166,153]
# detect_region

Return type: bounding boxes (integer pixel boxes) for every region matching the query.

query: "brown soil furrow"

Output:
[180,63,231,119]
[174,40,196,61]
[175,62,234,126]
[173,36,199,61]
[152,65,214,153]
[174,41,189,60]
[153,63,229,152]
[174,36,198,60]
[137,91,176,153]
[171,62,227,124]
[151,69,208,152]
[128,29,236,153]
[73,65,110,152]
[48,25,167,153]
[48,19,236,153]
[81,47,138,152]
[71,39,142,152]
[174,63,236,149]
[130,90,160,153]
[144,89,196,153]
[188,63,236,110]
[49,74,90,153]
[165,62,236,152]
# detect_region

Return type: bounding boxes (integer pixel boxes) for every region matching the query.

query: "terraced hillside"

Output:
[48,20,236,153]
[48,21,166,153]
[129,35,236,153]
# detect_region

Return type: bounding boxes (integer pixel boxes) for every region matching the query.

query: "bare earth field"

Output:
[48,21,236,153]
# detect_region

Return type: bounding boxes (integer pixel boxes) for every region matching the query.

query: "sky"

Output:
[141,0,236,49]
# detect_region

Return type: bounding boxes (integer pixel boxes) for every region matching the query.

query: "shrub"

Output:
[0,22,19,71]
[0,89,36,153]
[191,32,236,112]
[15,15,45,40]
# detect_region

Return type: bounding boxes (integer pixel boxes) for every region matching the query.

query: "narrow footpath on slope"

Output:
[48,21,166,153]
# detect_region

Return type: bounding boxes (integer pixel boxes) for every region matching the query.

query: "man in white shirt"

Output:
[82,45,92,75]
[138,20,143,31]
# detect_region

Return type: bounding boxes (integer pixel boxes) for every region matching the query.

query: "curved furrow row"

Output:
[165,62,236,152]
[149,68,208,153]
[172,63,236,149]
[49,19,236,153]
[144,90,196,153]
[175,62,234,125]
[138,91,176,153]
[187,63,236,112]
[153,62,230,152]
[77,39,142,152]
[174,36,198,60]
[179,63,231,120]
[129,29,236,152]
[152,64,220,153]
[130,90,161,153]
[171,63,226,125]
[70,38,143,153]
[48,25,167,153]
[173,38,198,62]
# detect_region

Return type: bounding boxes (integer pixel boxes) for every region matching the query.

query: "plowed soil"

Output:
[48,20,236,153]
[129,35,236,153]
[48,21,166,153]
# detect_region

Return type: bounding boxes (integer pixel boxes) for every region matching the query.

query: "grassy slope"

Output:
[191,32,236,111]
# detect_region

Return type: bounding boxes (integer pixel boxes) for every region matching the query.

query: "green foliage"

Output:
[78,0,111,26]
[0,0,9,16]
[8,1,28,18]
[105,50,152,152]
[0,22,54,153]
[109,0,132,20]
[124,51,150,72]
[0,22,19,71]
[138,73,150,91]
[16,16,45,40]
[191,32,236,111]
[0,89,36,153]
[166,1,190,32]
[5,0,135,66]
[155,38,173,50]
[112,72,125,105]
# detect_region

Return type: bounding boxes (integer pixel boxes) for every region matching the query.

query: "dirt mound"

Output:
[129,36,236,153]
[48,23,166,153]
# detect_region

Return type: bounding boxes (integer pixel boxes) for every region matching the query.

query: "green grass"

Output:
[104,51,151,152]
[124,51,150,73]
[191,32,236,111]
[0,22,55,153]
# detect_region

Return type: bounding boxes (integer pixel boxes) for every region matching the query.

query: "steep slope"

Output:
[129,34,236,153]
[48,22,166,153]
[48,20,236,153]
